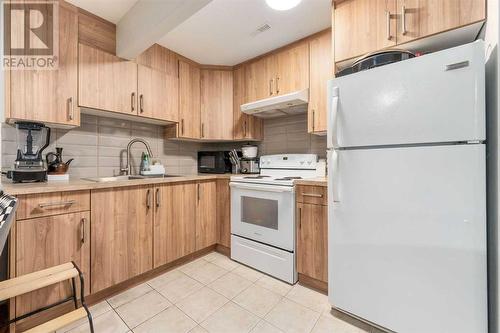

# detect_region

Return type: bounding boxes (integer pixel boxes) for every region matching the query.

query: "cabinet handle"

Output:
[197,183,200,202]
[401,5,407,35]
[38,200,76,208]
[67,97,74,121]
[302,193,323,198]
[181,119,185,135]
[155,188,160,208]
[312,109,315,132]
[80,217,86,244]
[139,94,144,113]
[131,92,136,112]
[298,207,302,229]
[269,79,273,96]
[146,189,151,209]
[276,77,280,94]
[244,119,247,138]
[386,10,391,40]
[201,123,205,138]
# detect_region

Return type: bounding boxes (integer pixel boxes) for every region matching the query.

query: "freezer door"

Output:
[327,41,485,149]
[328,144,487,333]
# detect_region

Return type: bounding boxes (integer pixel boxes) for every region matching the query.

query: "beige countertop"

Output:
[2,174,234,196]
[2,174,328,195]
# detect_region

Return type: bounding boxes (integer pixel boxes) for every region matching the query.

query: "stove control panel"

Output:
[259,154,318,170]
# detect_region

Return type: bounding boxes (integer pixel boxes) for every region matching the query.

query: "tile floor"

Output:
[57,252,368,333]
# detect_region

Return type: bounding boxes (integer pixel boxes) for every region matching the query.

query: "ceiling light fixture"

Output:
[265,0,302,11]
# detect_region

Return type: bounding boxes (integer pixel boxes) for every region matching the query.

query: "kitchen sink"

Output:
[82,175,180,182]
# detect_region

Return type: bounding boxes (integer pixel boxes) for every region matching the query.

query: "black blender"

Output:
[6,122,51,183]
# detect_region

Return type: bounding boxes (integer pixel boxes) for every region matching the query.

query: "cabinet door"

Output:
[296,203,328,282]
[196,181,217,250]
[216,179,231,248]
[91,186,153,293]
[153,182,196,268]
[334,0,397,62]
[308,31,332,134]
[138,65,178,122]
[234,66,263,140]
[15,211,90,316]
[396,0,486,44]
[246,56,276,102]
[200,70,233,140]
[78,43,137,115]
[179,60,201,139]
[276,43,309,96]
[233,66,247,140]
[8,4,79,126]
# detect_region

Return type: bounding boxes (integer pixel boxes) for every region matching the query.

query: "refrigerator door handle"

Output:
[331,150,340,203]
[328,87,340,148]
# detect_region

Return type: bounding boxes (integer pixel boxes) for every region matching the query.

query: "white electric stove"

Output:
[229,154,325,283]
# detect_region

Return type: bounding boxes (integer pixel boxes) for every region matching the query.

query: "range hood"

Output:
[240,89,309,118]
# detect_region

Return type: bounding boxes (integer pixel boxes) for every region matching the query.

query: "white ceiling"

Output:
[67,0,138,24]
[157,0,332,65]
[67,0,332,65]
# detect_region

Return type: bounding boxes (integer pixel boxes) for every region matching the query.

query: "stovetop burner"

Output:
[274,176,303,181]
[243,175,270,179]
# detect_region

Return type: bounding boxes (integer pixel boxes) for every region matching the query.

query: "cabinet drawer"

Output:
[17,190,90,220]
[296,185,327,205]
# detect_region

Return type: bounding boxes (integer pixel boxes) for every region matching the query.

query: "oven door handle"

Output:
[229,182,294,193]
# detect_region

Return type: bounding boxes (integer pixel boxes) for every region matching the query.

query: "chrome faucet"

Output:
[120,138,154,175]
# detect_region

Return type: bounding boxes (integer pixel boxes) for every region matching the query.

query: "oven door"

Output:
[230,182,295,251]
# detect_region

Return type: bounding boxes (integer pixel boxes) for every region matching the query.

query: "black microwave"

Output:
[198,151,233,174]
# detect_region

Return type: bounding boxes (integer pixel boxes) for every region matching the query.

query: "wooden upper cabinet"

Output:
[296,202,328,283]
[233,66,247,140]
[246,56,275,102]
[138,65,178,122]
[15,211,90,316]
[275,43,309,96]
[196,181,217,250]
[200,69,234,140]
[308,31,332,134]
[233,66,263,141]
[178,60,201,139]
[334,0,397,62]
[90,186,153,293]
[78,43,137,116]
[7,4,79,127]
[153,183,196,268]
[396,0,486,44]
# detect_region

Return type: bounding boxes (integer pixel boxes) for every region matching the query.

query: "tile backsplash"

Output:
[1,112,326,177]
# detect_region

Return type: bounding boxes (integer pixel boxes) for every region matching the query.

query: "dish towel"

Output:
[0,193,18,257]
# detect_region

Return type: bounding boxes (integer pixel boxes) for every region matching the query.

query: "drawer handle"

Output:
[38,200,76,208]
[301,193,323,198]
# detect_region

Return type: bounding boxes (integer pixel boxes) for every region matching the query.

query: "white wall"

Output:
[481,0,500,331]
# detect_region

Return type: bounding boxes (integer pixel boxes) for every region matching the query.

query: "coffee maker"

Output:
[6,122,50,183]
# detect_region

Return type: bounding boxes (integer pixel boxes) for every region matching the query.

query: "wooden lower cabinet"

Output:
[216,179,231,248]
[196,181,217,250]
[15,211,90,316]
[90,186,153,293]
[296,201,328,283]
[153,182,197,268]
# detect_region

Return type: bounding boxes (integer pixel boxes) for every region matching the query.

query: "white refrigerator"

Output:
[327,41,487,333]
